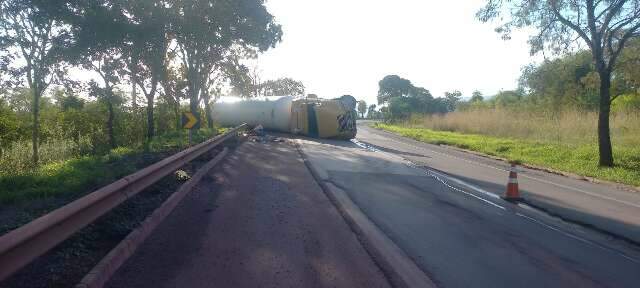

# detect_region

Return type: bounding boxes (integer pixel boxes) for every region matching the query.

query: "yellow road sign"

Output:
[182,112,200,129]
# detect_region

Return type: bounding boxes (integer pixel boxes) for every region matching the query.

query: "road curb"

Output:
[295,140,437,288]
[75,148,230,288]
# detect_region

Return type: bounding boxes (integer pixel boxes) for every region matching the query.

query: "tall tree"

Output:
[260,77,305,97]
[84,52,126,148]
[200,62,227,129]
[173,0,282,138]
[0,0,70,164]
[55,0,131,148]
[0,99,19,156]
[357,100,367,118]
[520,51,600,109]
[471,90,484,103]
[444,90,462,112]
[127,0,171,140]
[377,75,413,104]
[367,104,377,119]
[50,0,174,141]
[477,0,640,166]
[160,62,188,131]
[227,60,254,97]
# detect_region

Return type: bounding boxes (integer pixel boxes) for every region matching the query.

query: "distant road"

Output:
[297,121,640,288]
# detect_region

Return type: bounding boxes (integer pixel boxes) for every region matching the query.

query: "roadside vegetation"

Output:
[367,1,640,183]
[376,122,640,187]
[0,128,219,204]
[0,1,299,205]
[370,38,640,186]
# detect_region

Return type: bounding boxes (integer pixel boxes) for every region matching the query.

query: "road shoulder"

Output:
[296,139,437,288]
[107,140,390,288]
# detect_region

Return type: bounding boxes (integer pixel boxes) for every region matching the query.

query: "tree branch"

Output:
[601,0,628,32]
[549,0,593,47]
[608,21,640,70]
[610,93,621,104]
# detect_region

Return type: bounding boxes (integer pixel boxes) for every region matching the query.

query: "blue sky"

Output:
[257,0,541,105]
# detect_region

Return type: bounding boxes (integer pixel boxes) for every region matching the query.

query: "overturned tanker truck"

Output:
[213,95,358,140]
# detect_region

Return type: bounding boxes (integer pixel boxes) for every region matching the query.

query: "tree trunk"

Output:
[174,104,181,131]
[131,57,138,109]
[132,80,137,109]
[107,98,116,149]
[32,86,40,164]
[146,95,155,140]
[201,89,214,129]
[597,69,614,167]
[204,100,213,129]
[188,81,199,145]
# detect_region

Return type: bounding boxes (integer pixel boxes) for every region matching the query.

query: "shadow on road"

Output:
[438,169,640,246]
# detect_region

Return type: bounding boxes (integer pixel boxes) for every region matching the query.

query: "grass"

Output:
[375,122,640,187]
[405,109,640,147]
[0,128,221,204]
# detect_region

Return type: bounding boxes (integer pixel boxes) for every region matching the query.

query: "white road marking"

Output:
[426,169,506,210]
[516,212,639,264]
[427,169,502,200]
[363,127,640,209]
[353,135,640,263]
[351,139,505,211]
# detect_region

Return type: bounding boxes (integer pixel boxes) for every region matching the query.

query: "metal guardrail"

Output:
[0,124,247,281]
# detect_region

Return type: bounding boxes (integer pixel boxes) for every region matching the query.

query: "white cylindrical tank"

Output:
[213,96,293,132]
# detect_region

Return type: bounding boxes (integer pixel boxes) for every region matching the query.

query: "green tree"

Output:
[357,100,367,118]
[367,104,377,119]
[4,88,32,114]
[478,0,640,166]
[260,77,306,97]
[520,51,600,109]
[491,90,525,108]
[0,99,19,155]
[616,38,640,94]
[377,75,444,118]
[471,90,484,103]
[410,87,435,113]
[127,0,172,141]
[173,0,282,139]
[0,0,70,164]
[51,0,133,148]
[378,75,413,104]
[52,0,172,142]
[227,61,254,97]
[379,106,390,121]
[444,90,462,112]
[160,63,188,130]
[51,89,92,146]
[389,97,412,119]
[54,90,85,111]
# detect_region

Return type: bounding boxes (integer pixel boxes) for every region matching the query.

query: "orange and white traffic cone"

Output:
[503,163,522,202]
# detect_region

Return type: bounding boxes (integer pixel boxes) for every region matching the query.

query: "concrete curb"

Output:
[75,148,230,288]
[373,126,640,193]
[295,140,437,288]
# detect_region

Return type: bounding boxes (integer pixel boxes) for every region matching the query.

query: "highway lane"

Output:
[297,128,640,288]
[356,122,640,243]
[107,140,390,288]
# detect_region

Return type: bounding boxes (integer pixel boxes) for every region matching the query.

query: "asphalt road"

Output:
[107,140,390,288]
[356,122,640,243]
[296,122,640,288]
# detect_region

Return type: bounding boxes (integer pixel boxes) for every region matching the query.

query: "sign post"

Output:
[182,111,200,146]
